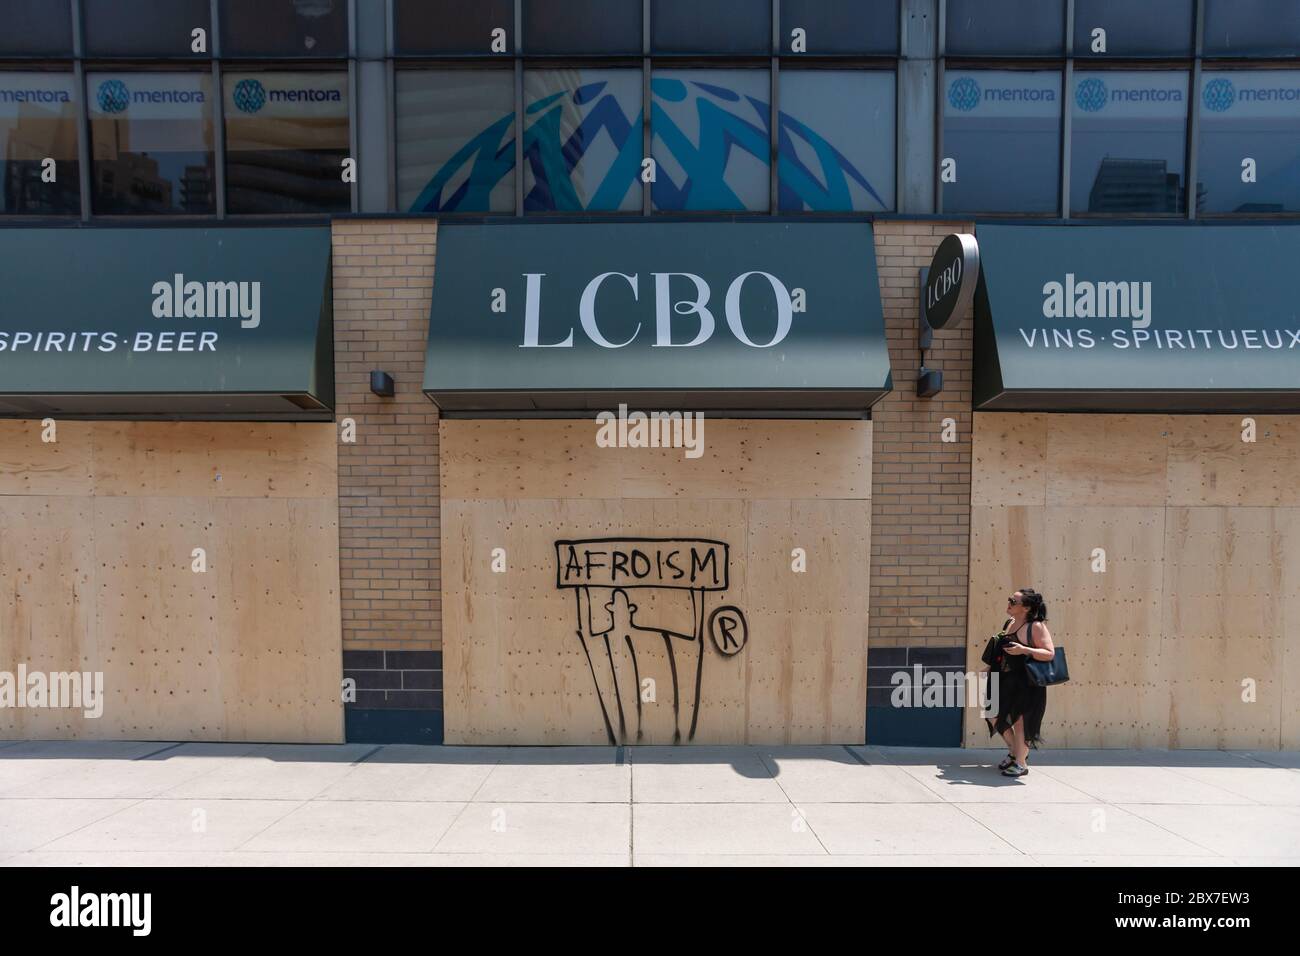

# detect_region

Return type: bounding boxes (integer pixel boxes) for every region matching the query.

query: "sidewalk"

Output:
[1,742,1297,866]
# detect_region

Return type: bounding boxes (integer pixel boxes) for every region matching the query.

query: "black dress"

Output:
[985,619,1047,748]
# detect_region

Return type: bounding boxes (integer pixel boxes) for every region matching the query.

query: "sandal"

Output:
[1001,762,1029,777]
[997,753,1014,770]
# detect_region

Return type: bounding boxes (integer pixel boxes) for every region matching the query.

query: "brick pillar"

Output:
[866,221,975,745]
[331,220,443,743]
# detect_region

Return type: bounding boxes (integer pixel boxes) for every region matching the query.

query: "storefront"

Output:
[423,221,891,744]
[0,226,342,742]
[2,217,1297,750]
[967,223,1300,750]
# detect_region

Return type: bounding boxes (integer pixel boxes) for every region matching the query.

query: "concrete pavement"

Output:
[1,741,1297,866]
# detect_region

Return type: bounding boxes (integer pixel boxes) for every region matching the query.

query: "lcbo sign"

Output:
[423,221,893,412]
[519,271,802,349]
[923,233,980,330]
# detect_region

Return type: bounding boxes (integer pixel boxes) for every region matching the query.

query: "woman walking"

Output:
[985,588,1055,777]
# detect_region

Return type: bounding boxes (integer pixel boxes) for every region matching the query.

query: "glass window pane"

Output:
[778,70,894,212]
[780,0,898,55]
[396,70,515,213]
[651,69,770,211]
[87,71,214,214]
[942,70,1061,214]
[652,0,771,55]
[1198,71,1300,213]
[523,69,641,212]
[220,0,349,58]
[0,0,73,56]
[83,0,212,58]
[223,71,350,214]
[946,0,1065,57]
[0,72,79,214]
[1204,1,1300,58]
[394,0,515,55]
[1073,0,1193,58]
[1070,71,1187,215]
[523,0,642,55]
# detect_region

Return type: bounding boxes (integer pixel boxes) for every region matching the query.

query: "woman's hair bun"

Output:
[1018,587,1048,622]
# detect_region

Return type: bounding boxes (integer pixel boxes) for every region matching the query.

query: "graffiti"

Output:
[409,79,885,213]
[555,537,749,744]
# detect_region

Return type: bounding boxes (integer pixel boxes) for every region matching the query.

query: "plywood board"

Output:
[970,413,1048,507]
[0,423,343,743]
[968,412,1300,751]
[440,419,871,746]
[1166,415,1300,508]
[440,419,871,501]
[0,420,95,497]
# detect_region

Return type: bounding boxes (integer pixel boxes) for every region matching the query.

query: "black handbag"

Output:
[980,618,1011,667]
[1024,621,1069,686]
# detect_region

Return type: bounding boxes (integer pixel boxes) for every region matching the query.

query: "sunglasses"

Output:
[1006,596,1022,606]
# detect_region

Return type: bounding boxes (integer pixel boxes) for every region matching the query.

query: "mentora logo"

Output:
[96,79,129,114]
[948,77,980,112]
[232,78,266,113]
[1203,77,1235,112]
[1075,77,1107,112]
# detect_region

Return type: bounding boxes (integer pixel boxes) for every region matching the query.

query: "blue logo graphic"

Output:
[96,79,129,114]
[948,77,981,112]
[409,80,887,214]
[232,78,266,113]
[1203,77,1235,112]
[1075,77,1107,112]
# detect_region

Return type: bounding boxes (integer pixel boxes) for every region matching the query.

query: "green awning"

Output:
[974,224,1300,412]
[0,227,333,420]
[423,221,891,416]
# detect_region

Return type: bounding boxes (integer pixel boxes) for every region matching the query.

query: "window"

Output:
[0,72,79,214]
[82,0,212,58]
[223,71,349,214]
[0,0,73,56]
[1204,1,1300,59]
[778,69,894,211]
[87,71,214,214]
[1073,0,1193,58]
[393,0,515,56]
[652,0,771,55]
[523,69,642,211]
[651,69,770,211]
[1070,71,1187,215]
[1198,71,1300,214]
[779,0,899,56]
[942,69,1061,214]
[220,0,349,59]
[946,0,1065,57]
[523,0,642,55]
[396,69,515,213]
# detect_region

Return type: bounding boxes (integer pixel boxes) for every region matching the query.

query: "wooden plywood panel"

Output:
[1046,415,1171,507]
[1042,507,1166,749]
[1162,507,1285,750]
[1166,416,1300,508]
[970,413,1048,507]
[440,419,871,502]
[621,420,871,500]
[963,504,1046,747]
[969,412,1300,751]
[1,421,342,743]
[214,498,343,743]
[0,420,95,496]
[441,418,871,745]
[92,423,338,498]
[90,496,226,740]
[0,497,96,738]
[1280,508,1300,749]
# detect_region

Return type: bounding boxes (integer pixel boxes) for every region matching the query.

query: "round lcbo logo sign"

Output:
[924,233,980,330]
